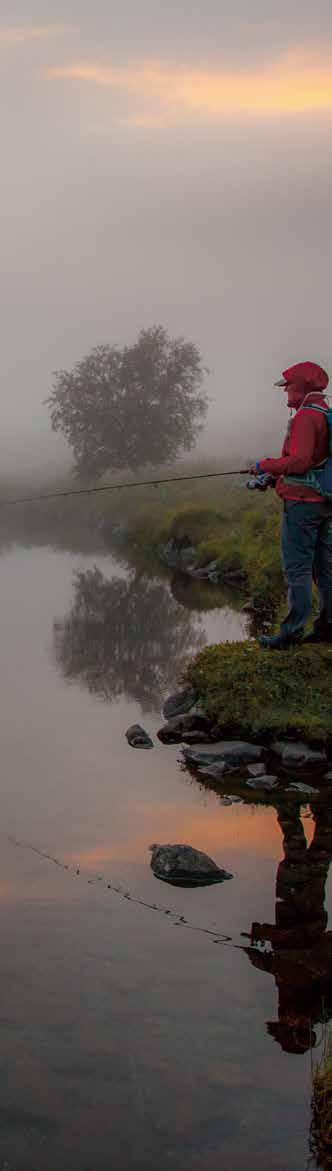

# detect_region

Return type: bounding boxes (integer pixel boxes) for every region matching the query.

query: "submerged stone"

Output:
[126,724,154,749]
[150,843,233,887]
[163,685,198,720]
[287,781,320,795]
[182,740,264,768]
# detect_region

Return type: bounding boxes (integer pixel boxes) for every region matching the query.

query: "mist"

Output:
[1,2,332,480]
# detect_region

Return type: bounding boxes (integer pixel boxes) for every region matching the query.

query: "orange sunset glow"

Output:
[45,49,332,119]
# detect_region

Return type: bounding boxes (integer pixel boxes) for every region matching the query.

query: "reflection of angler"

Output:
[246,798,332,1054]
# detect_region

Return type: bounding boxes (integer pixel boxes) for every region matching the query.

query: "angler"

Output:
[249,361,332,649]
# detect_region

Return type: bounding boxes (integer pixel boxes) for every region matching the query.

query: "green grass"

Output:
[185,641,332,743]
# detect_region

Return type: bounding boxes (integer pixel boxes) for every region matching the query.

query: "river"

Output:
[0,544,330,1170]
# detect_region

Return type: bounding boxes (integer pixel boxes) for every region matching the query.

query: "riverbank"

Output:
[184,641,332,746]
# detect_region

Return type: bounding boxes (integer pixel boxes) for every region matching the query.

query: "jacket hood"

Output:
[282,361,329,393]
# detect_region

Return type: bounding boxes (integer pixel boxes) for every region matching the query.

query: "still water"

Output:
[0,545,330,1170]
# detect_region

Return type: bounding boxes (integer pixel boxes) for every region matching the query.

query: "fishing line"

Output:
[0,468,249,510]
[3,832,240,950]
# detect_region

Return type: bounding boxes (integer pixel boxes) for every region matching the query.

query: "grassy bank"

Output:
[185,641,332,744]
[130,489,283,610]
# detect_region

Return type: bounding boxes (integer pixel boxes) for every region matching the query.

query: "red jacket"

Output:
[258,364,329,502]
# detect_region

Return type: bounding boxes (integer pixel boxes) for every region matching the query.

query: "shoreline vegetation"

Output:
[184,642,332,746]
[0,456,282,613]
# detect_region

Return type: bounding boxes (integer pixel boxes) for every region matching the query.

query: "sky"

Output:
[1,0,332,476]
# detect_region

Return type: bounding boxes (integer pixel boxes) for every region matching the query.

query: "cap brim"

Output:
[274,379,287,387]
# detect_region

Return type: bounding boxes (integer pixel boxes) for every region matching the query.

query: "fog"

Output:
[1,0,332,477]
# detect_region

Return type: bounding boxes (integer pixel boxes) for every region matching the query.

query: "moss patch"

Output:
[185,642,332,744]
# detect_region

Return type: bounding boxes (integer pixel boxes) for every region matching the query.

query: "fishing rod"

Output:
[0,467,251,509]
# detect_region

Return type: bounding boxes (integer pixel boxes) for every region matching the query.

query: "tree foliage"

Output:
[47,325,208,479]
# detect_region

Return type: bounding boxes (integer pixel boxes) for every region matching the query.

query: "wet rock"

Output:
[150,843,233,887]
[198,761,234,780]
[157,712,213,745]
[163,685,198,720]
[182,740,264,768]
[287,781,320,795]
[126,724,154,749]
[272,741,327,770]
[246,775,278,791]
[247,763,266,777]
[182,730,215,745]
[220,795,242,806]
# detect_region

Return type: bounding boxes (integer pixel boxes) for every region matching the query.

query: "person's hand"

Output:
[249,462,260,475]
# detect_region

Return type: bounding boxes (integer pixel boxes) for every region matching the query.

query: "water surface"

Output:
[0,546,330,1170]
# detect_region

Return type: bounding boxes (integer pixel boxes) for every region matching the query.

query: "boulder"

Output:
[182,740,264,768]
[272,740,327,770]
[163,685,198,720]
[150,843,233,887]
[157,712,213,745]
[126,724,154,749]
[246,775,278,791]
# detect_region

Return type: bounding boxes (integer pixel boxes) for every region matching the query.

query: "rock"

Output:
[198,761,234,780]
[220,795,242,805]
[222,569,247,586]
[272,740,327,770]
[182,731,215,745]
[247,763,266,777]
[287,782,319,795]
[182,740,264,768]
[324,770,332,780]
[163,685,198,720]
[150,843,233,887]
[157,712,213,745]
[246,775,278,790]
[126,724,154,749]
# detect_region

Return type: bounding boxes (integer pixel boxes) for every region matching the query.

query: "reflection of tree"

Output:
[54,567,204,711]
[246,797,332,1054]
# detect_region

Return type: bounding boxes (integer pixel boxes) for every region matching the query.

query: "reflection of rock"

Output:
[245,795,332,1053]
[150,843,233,887]
[54,568,204,712]
[182,740,264,769]
[272,740,327,771]
[126,725,153,749]
[163,685,198,720]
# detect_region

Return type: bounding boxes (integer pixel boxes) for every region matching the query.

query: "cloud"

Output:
[45,48,332,122]
[0,24,73,46]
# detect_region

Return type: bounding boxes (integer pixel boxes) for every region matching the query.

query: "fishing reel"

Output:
[246,473,275,492]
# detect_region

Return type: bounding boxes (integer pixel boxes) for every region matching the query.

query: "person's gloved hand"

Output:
[246,473,275,492]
